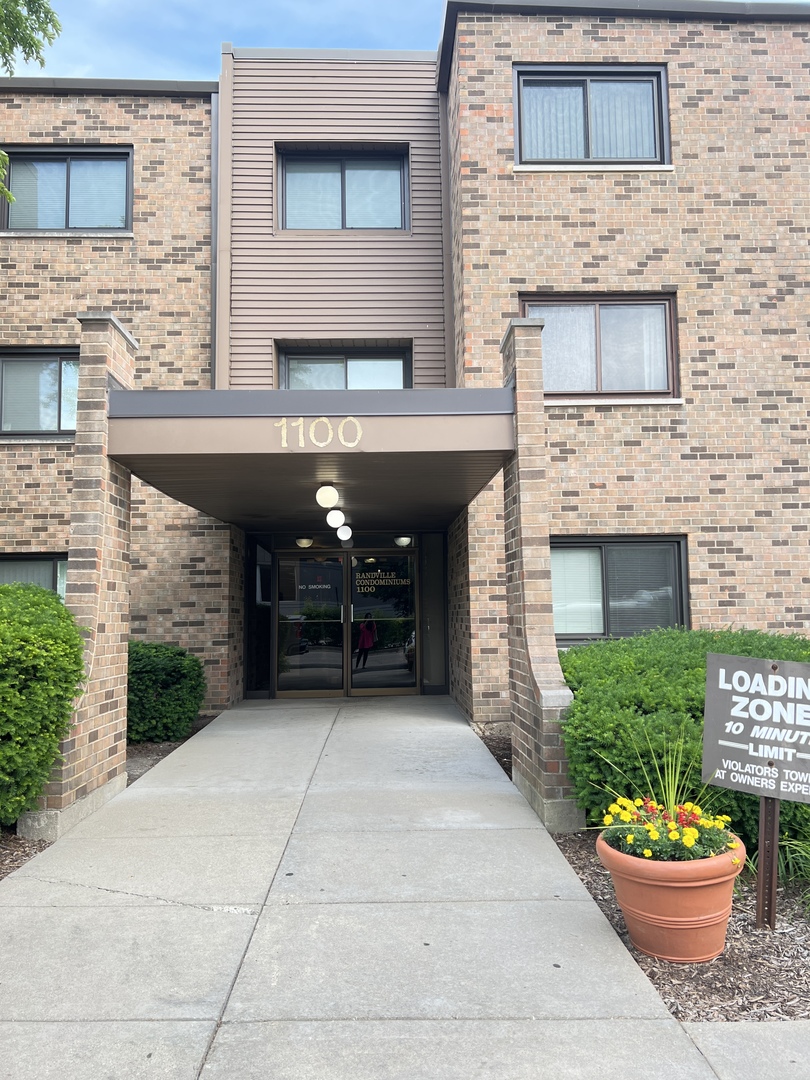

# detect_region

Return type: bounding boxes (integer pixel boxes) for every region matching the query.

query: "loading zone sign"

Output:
[703,653,810,805]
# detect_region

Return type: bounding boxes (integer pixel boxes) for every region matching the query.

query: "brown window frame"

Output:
[278,347,413,390]
[550,535,689,644]
[280,149,409,232]
[0,348,80,434]
[514,65,670,166]
[521,294,678,399]
[0,146,134,232]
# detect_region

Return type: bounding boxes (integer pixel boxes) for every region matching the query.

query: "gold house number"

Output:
[273,416,363,449]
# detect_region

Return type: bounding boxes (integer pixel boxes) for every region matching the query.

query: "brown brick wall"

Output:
[448,11,810,641]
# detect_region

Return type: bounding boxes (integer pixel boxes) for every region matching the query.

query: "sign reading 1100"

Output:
[273,416,363,449]
[703,653,810,805]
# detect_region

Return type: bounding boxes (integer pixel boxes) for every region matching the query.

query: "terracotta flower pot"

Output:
[596,832,746,963]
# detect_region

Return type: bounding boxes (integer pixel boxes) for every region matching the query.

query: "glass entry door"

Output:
[277,556,345,692]
[351,554,416,691]
[275,552,416,695]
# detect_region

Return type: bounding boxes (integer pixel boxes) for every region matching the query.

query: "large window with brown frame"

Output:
[523,296,676,397]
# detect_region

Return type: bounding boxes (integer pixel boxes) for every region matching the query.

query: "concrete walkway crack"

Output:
[14,875,258,914]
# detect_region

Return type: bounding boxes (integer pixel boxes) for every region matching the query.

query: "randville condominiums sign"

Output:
[703,653,810,805]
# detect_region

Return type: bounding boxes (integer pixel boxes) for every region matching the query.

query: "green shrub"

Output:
[0,584,84,826]
[127,641,206,743]
[559,628,810,853]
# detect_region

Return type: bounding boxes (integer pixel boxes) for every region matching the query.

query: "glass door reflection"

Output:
[351,555,416,690]
[277,556,344,692]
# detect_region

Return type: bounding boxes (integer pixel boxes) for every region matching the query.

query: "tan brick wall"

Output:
[1,89,244,712]
[448,11,810,640]
[40,315,136,813]
[0,90,213,384]
[502,320,580,831]
[129,491,245,711]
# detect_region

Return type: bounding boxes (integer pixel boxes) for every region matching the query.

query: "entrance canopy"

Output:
[108,388,515,531]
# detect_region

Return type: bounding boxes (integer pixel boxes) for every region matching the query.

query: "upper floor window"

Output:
[524,297,675,396]
[282,153,407,230]
[3,149,132,230]
[516,67,668,165]
[0,354,79,433]
[280,350,411,390]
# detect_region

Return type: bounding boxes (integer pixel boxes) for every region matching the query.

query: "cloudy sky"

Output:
[12,0,445,80]
[10,0,793,81]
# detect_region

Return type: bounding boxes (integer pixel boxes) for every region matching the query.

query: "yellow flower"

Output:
[603,814,614,826]
[626,834,635,844]
[608,803,620,815]
[731,857,740,865]
[727,841,739,850]
[619,811,632,823]
[682,834,696,848]
[668,831,679,842]
[648,828,660,841]
[634,798,643,807]
[643,849,653,858]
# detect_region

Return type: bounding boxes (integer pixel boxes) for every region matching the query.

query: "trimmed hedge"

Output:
[127,641,206,743]
[559,628,810,852]
[0,584,84,826]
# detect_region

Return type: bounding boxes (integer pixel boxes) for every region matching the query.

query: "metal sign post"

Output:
[756,796,780,930]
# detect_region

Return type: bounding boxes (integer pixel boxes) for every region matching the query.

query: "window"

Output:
[0,558,67,599]
[3,149,131,230]
[551,538,686,641]
[516,67,668,164]
[280,350,411,390]
[0,354,79,433]
[282,153,407,230]
[524,297,675,396]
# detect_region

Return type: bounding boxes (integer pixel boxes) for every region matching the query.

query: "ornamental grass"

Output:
[597,725,742,862]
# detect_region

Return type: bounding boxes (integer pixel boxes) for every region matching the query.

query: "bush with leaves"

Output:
[127,641,206,743]
[0,583,84,825]
[560,628,810,853]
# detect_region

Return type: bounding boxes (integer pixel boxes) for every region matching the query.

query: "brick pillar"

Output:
[18,313,136,840]
[501,319,582,833]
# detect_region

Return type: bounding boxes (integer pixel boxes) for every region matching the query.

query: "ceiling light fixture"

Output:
[393,536,412,547]
[295,537,314,549]
[326,509,345,528]
[315,485,340,509]
[336,525,352,541]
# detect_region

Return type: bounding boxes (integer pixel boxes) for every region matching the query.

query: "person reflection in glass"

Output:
[355,613,376,669]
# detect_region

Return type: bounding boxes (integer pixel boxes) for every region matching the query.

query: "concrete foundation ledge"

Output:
[512,768,585,833]
[16,773,128,841]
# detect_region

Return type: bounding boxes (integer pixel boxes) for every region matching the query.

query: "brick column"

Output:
[18,313,136,840]
[501,319,582,833]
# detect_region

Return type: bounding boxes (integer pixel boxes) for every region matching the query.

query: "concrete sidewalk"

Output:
[1,698,807,1078]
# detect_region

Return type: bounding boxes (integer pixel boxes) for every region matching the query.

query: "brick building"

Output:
[1,0,808,837]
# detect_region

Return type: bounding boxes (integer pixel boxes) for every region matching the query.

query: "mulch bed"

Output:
[477,726,810,1022]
